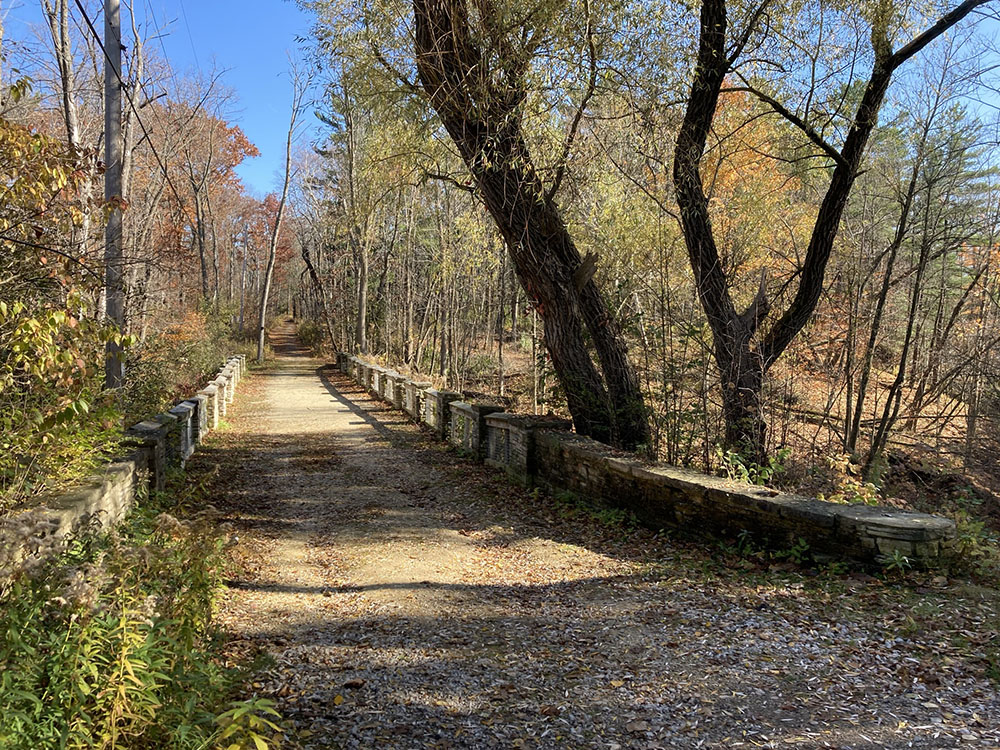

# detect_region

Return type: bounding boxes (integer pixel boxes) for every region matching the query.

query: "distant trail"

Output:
[195,320,1000,750]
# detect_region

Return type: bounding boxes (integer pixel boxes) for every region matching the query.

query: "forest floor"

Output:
[187,321,1000,750]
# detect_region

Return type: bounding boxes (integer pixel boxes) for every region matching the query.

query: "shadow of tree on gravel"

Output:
[191,323,1000,750]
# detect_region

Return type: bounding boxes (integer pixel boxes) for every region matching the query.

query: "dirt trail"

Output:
[196,321,1000,750]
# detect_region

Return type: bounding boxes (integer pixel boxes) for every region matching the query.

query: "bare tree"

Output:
[672,0,993,461]
[257,67,308,363]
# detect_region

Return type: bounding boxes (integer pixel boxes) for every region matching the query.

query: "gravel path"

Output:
[196,322,1000,749]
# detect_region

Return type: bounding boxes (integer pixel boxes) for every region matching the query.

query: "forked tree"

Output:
[672,0,993,461]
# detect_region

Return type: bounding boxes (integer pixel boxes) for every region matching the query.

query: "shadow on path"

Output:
[193,320,1000,750]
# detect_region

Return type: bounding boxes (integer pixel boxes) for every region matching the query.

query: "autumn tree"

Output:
[257,69,307,363]
[672,0,994,461]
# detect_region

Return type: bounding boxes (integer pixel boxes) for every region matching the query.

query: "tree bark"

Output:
[412,0,649,448]
[257,75,303,362]
[672,0,987,461]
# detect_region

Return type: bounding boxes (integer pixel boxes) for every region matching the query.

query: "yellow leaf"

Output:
[333,694,344,706]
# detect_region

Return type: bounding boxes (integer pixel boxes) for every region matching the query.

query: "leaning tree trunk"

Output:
[412,0,649,448]
[302,241,338,351]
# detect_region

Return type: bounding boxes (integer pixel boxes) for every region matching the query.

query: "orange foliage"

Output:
[161,309,208,345]
[701,89,812,299]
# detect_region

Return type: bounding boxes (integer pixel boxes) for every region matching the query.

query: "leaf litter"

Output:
[194,339,1000,750]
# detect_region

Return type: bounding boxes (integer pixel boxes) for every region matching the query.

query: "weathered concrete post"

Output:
[168,401,196,464]
[423,388,462,441]
[404,380,431,421]
[213,374,230,416]
[448,402,503,459]
[123,419,172,492]
[198,384,220,430]
[484,414,572,484]
[189,395,209,444]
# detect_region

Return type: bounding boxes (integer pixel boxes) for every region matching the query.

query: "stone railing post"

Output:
[151,412,181,469]
[123,419,171,492]
[189,394,209,444]
[198,384,220,430]
[168,401,196,464]
[449,402,503,458]
[422,388,462,440]
[213,374,230,416]
[484,413,572,484]
[221,364,236,404]
[403,380,431,421]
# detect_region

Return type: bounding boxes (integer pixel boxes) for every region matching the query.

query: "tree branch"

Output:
[544,0,598,205]
[421,169,477,194]
[889,0,994,70]
[726,81,849,168]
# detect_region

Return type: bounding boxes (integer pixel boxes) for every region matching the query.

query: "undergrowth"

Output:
[1,303,254,515]
[120,305,256,426]
[0,473,284,749]
[548,488,640,533]
[295,319,327,356]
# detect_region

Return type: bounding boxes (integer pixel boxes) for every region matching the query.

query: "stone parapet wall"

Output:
[338,353,959,565]
[531,431,956,563]
[5,354,249,567]
[449,402,503,458]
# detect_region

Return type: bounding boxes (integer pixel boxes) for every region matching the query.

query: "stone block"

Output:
[213,375,230,416]
[151,412,181,469]
[43,453,141,537]
[189,394,209,442]
[221,365,237,403]
[370,366,388,399]
[484,413,571,483]
[449,401,503,458]
[226,358,240,390]
[383,371,402,407]
[198,384,220,430]
[423,388,462,440]
[168,401,196,464]
[404,380,431,421]
[123,419,170,492]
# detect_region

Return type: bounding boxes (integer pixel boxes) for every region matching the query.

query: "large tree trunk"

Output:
[671,0,986,461]
[718,347,766,461]
[193,192,211,299]
[302,240,338,351]
[412,0,649,448]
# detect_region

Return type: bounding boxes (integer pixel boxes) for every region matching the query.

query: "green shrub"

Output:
[0,482,284,749]
[0,111,127,514]
[296,319,326,355]
[0,295,125,513]
[717,447,790,486]
[119,304,254,425]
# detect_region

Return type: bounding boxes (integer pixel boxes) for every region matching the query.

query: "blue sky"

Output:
[2,0,317,196]
[143,0,318,196]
